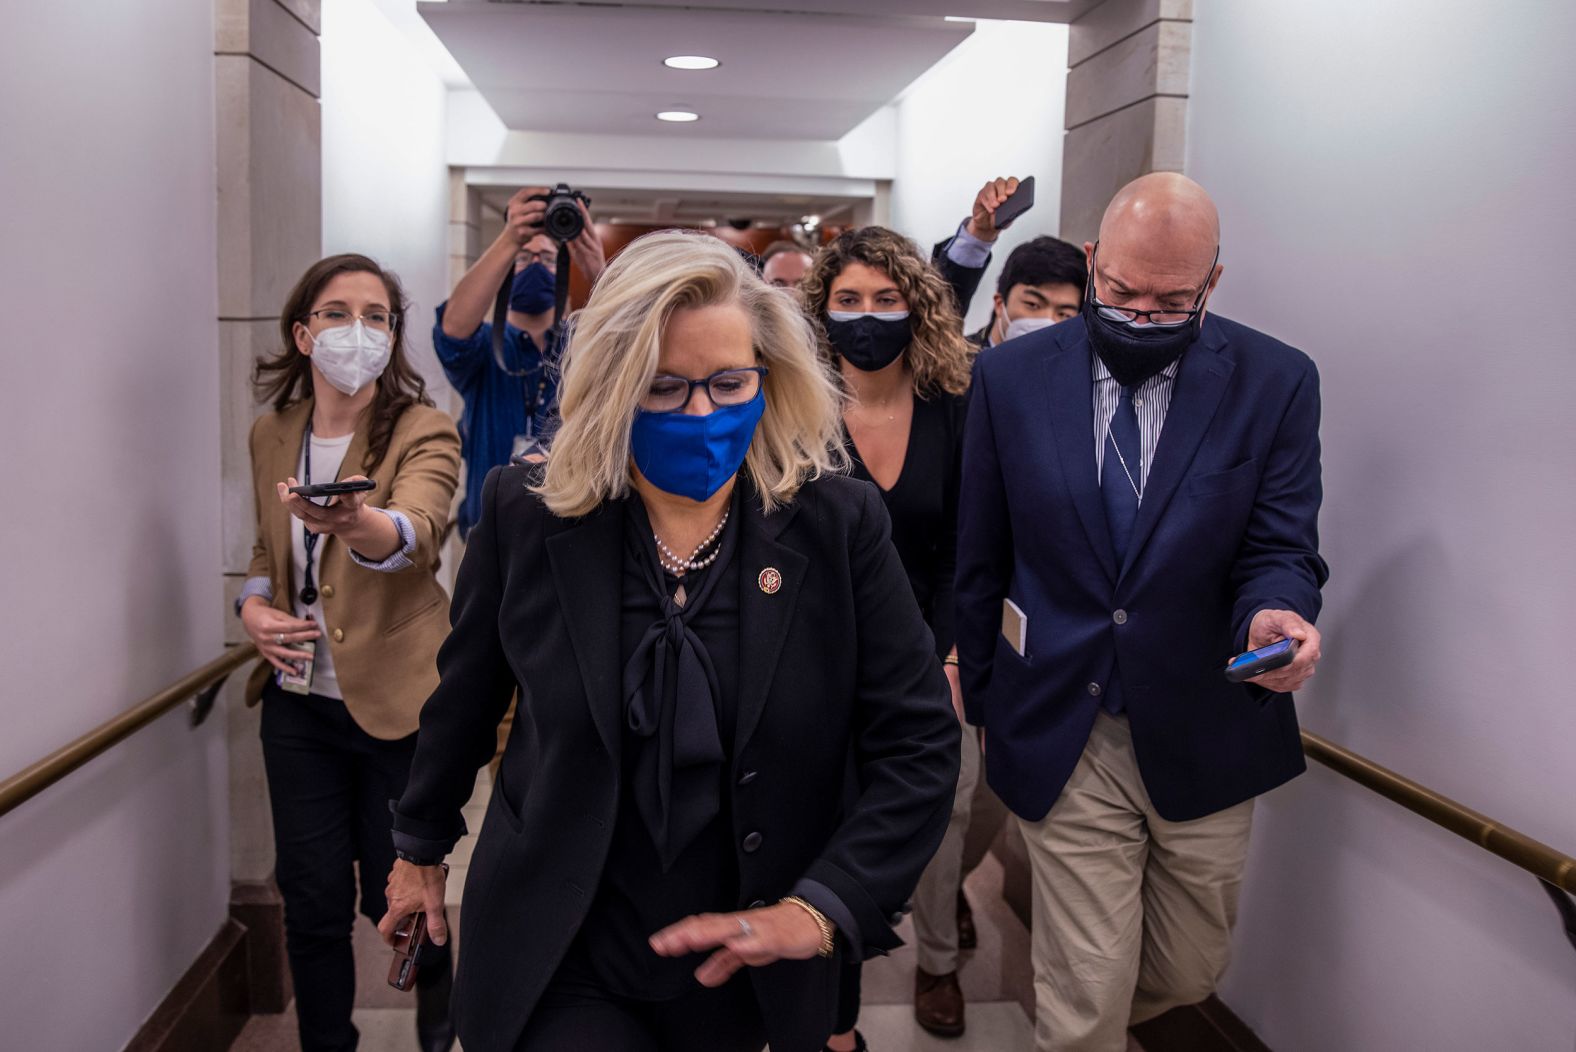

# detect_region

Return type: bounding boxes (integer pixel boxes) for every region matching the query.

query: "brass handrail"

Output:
[0,643,258,819]
[1302,730,1576,894]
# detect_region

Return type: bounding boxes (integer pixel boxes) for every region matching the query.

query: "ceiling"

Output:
[476,184,863,228]
[419,1,984,140]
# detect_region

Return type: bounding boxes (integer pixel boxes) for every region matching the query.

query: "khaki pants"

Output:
[911,722,983,974]
[1018,711,1253,1052]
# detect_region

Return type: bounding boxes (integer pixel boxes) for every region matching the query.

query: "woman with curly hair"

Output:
[799,227,980,1047]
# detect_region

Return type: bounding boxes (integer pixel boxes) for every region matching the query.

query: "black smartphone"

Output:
[289,479,377,499]
[1224,638,1299,684]
[992,175,1036,229]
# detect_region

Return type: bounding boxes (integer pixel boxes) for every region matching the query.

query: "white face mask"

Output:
[308,321,391,395]
[1003,314,1059,342]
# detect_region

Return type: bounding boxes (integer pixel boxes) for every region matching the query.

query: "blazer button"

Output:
[321,584,334,599]
[742,832,763,853]
[332,628,344,643]
[738,770,758,786]
[1112,609,1128,625]
[1087,682,1102,697]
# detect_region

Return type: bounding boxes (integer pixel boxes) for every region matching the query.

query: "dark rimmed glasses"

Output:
[640,367,768,413]
[1088,244,1218,328]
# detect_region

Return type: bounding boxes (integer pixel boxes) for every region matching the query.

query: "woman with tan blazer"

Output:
[236,253,461,1052]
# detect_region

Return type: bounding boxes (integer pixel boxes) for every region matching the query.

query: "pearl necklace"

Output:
[655,508,730,576]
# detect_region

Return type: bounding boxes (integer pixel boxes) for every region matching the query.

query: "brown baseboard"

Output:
[123,919,249,1052]
[229,879,292,1014]
[1131,995,1273,1052]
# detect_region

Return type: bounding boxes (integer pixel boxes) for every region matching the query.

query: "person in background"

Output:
[957,173,1328,1051]
[434,185,607,537]
[761,240,815,289]
[378,230,959,1052]
[238,253,462,1052]
[799,227,976,1044]
[969,235,1086,348]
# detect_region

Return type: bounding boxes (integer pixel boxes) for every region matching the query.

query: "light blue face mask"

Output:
[630,390,766,502]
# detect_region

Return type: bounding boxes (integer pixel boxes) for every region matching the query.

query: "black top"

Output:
[846,389,968,658]
[573,495,742,1000]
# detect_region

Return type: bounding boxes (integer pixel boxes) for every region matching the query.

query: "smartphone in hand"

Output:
[388,863,449,992]
[1224,638,1299,684]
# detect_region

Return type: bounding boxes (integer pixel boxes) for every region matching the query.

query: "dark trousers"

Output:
[835,958,862,1033]
[516,966,766,1052]
[260,683,419,1052]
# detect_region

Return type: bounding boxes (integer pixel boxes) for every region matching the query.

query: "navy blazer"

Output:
[956,313,1328,823]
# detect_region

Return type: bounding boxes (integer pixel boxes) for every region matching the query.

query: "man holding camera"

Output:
[434,185,606,538]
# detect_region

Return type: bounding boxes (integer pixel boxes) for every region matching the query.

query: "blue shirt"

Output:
[433,301,563,536]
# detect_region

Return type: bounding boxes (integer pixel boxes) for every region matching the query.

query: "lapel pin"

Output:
[758,567,783,595]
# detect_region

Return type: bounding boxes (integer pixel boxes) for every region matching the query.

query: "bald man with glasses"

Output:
[956,173,1328,1051]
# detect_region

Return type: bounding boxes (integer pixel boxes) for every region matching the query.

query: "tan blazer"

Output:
[245,399,462,739]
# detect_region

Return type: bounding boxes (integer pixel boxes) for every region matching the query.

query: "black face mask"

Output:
[1082,245,1216,388]
[825,312,912,372]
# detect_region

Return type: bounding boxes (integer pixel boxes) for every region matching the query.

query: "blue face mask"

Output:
[510,262,557,314]
[630,391,766,502]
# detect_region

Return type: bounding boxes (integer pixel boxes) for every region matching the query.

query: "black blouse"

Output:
[846,389,967,658]
[572,495,742,1001]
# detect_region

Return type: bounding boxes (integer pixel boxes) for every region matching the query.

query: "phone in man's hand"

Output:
[1224,638,1299,684]
[991,175,1036,229]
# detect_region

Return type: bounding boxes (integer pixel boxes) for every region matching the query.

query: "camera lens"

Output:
[544,196,584,242]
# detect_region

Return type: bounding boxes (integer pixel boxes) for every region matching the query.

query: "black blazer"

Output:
[393,466,959,1052]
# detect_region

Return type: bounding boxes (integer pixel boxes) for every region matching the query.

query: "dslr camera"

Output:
[527,183,593,243]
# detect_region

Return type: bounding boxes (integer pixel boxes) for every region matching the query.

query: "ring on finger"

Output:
[737,917,753,939]
[275,632,284,646]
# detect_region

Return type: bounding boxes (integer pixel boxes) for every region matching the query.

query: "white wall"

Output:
[1184,3,1576,1049]
[321,0,452,401]
[889,19,1070,332]
[0,3,229,1049]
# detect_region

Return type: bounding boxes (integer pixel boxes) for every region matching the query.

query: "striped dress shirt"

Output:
[1092,356,1182,500]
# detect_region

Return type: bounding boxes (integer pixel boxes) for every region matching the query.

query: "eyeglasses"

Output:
[640,367,768,414]
[1089,244,1218,327]
[518,250,558,270]
[305,308,399,331]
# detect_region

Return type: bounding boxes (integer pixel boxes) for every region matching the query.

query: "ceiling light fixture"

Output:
[663,55,720,70]
[656,110,700,122]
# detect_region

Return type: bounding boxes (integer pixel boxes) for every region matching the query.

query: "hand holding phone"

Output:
[288,478,377,499]
[387,862,449,992]
[1224,638,1299,684]
[967,175,1035,241]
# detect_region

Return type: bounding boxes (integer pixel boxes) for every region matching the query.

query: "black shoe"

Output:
[823,1031,868,1052]
[415,949,455,1052]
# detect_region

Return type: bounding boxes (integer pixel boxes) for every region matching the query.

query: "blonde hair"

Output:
[538,229,847,518]
[801,226,975,397]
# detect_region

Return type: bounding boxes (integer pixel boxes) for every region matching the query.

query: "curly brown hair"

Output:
[254,254,434,474]
[800,226,974,397]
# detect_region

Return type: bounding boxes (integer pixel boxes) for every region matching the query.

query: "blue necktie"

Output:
[1101,386,1142,563]
[1100,386,1141,715]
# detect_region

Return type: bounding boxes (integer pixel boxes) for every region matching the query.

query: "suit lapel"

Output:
[1042,333,1119,583]
[1119,326,1235,581]
[546,503,624,761]
[733,485,807,755]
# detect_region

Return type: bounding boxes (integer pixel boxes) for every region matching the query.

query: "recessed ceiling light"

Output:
[663,55,720,71]
[656,110,700,123]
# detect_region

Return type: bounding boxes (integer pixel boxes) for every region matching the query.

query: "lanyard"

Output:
[299,423,320,607]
